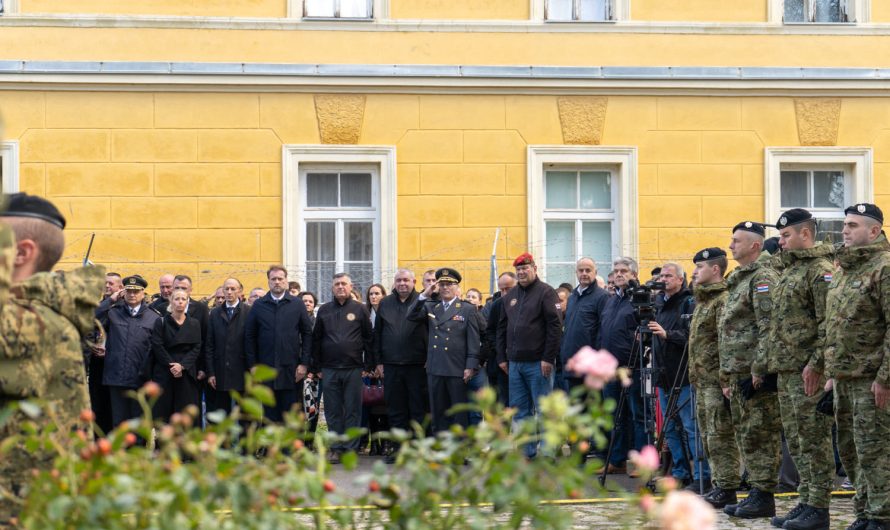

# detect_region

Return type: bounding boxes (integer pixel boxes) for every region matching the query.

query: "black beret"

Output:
[693,247,726,263]
[435,267,462,284]
[732,221,765,237]
[1,193,66,229]
[844,203,884,224]
[122,275,148,290]
[775,208,813,230]
[763,237,781,255]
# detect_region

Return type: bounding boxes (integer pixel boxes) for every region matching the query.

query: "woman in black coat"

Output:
[150,288,202,422]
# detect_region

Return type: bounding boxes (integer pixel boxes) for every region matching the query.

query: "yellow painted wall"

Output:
[20,0,287,17]
[631,0,767,22]
[4,91,890,294]
[389,0,528,20]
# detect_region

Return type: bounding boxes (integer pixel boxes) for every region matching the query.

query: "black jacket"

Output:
[244,292,313,390]
[483,293,504,376]
[653,287,695,388]
[206,302,250,392]
[150,313,202,379]
[373,290,427,365]
[559,283,609,370]
[97,298,160,388]
[496,277,563,365]
[598,288,637,367]
[311,298,374,371]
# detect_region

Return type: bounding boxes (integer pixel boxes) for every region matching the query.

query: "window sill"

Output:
[302,16,375,22]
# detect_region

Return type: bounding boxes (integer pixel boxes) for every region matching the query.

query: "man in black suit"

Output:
[206,277,250,415]
[408,267,481,432]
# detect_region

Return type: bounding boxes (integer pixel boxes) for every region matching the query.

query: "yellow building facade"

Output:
[0,0,888,298]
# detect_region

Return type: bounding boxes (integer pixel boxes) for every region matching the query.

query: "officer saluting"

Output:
[407,267,480,433]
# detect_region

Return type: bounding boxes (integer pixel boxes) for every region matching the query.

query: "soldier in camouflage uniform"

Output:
[767,208,835,530]
[719,221,783,519]
[825,203,890,530]
[0,193,105,526]
[688,247,740,509]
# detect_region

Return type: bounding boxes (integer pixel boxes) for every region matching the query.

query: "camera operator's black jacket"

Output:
[653,287,695,389]
[598,288,636,367]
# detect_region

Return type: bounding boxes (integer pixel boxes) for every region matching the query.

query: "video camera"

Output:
[627,279,666,326]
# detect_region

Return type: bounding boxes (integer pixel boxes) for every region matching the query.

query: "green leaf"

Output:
[249,385,276,407]
[18,400,42,419]
[341,450,358,470]
[205,410,227,424]
[251,365,277,384]
[241,398,264,420]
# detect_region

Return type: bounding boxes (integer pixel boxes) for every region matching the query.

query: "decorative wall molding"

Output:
[314,94,365,144]
[557,96,608,145]
[795,98,842,146]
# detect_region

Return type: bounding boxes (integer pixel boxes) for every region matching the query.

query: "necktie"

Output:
[227,306,234,319]
[131,308,138,317]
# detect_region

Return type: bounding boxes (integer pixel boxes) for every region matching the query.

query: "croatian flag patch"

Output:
[755,283,770,293]
[823,274,833,282]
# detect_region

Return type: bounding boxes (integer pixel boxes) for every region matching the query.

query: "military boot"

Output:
[771,503,807,528]
[784,506,830,530]
[845,519,869,530]
[732,488,776,518]
[866,521,889,530]
[704,487,737,509]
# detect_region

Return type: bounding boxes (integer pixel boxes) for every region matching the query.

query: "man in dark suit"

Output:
[408,267,481,433]
[206,277,250,415]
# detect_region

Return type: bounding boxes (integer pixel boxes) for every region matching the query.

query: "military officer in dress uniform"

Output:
[407,267,481,433]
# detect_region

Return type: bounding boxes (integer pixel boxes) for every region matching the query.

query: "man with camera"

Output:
[719,221,783,520]
[649,262,710,492]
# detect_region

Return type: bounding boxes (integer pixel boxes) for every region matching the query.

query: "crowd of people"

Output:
[3,190,890,530]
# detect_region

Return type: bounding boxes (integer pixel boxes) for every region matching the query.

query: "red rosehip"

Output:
[323,480,335,493]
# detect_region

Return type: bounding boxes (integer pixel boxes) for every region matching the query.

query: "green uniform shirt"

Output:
[688,280,727,388]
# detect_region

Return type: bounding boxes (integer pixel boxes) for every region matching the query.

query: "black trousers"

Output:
[108,385,142,427]
[487,364,509,406]
[205,387,234,416]
[383,364,429,432]
[263,387,299,423]
[428,374,469,433]
[88,357,114,434]
[322,367,363,452]
[151,370,200,423]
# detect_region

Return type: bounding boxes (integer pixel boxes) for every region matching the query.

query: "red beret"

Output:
[513,252,535,267]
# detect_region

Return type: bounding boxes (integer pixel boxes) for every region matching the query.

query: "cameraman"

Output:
[649,262,709,491]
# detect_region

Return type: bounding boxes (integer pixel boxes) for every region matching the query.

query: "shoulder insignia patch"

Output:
[755,283,770,294]
[510,298,518,307]
[822,273,833,283]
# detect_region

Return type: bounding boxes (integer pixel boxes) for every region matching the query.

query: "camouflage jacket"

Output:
[688,281,727,388]
[718,251,776,379]
[767,243,834,374]
[0,223,105,490]
[825,234,890,384]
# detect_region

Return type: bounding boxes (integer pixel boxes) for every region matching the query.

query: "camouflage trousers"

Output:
[777,372,834,508]
[695,385,741,490]
[835,377,890,520]
[729,380,782,492]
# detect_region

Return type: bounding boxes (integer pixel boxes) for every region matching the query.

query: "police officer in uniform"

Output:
[688,247,741,508]
[407,267,480,433]
[720,221,783,519]
[825,203,890,530]
[768,208,835,530]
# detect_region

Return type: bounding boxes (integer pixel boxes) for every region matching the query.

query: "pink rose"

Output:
[565,347,618,390]
[659,490,716,530]
[629,444,659,473]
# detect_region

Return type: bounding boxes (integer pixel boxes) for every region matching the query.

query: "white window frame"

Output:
[0,141,19,193]
[288,0,388,19]
[769,0,869,23]
[764,147,873,232]
[528,146,638,282]
[283,145,397,291]
[532,0,628,21]
[0,0,20,15]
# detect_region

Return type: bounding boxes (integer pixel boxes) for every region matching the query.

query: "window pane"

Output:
[780,171,810,207]
[340,0,370,17]
[306,173,338,207]
[545,171,577,209]
[304,0,335,17]
[307,262,337,304]
[546,221,575,264]
[816,219,844,245]
[344,222,373,262]
[547,264,575,290]
[547,0,573,20]
[784,0,806,21]
[579,0,608,20]
[813,171,845,208]
[344,263,374,300]
[814,0,842,22]
[340,173,373,207]
[579,171,611,209]
[581,221,612,274]
[306,222,336,261]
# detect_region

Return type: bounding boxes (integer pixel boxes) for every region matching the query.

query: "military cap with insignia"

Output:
[435,267,462,284]
[844,203,884,224]
[732,220,766,237]
[763,236,781,256]
[775,208,813,230]
[122,275,148,290]
[513,252,536,267]
[1,192,67,229]
[693,247,726,263]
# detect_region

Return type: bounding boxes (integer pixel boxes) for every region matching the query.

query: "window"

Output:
[303,0,373,18]
[283,145,396,304]
[0,141,19,194]
[528,146,638,287]
[765,147,873,244]
[545,0,614,21]
[779,0,870,22]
